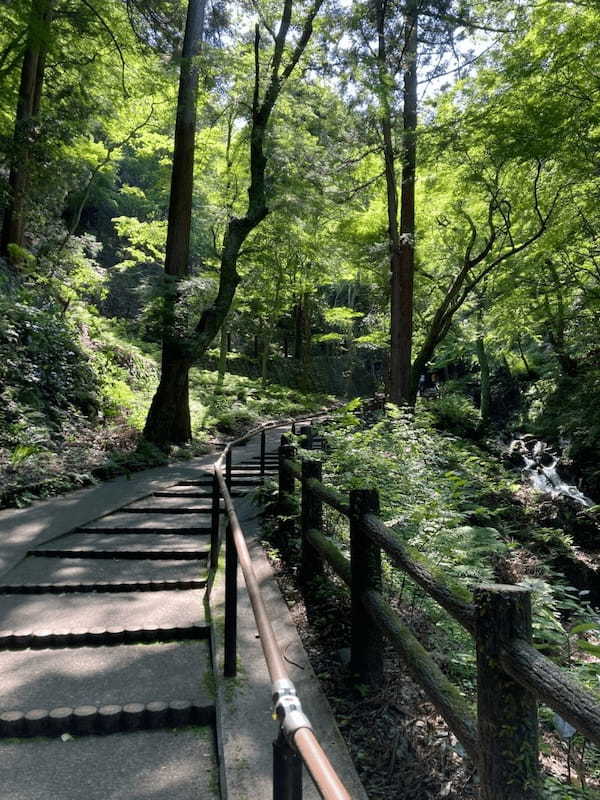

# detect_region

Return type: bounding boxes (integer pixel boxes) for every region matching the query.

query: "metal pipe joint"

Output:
[272,679,313,744]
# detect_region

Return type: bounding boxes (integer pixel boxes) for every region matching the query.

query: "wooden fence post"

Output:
[474,584,539,800]
[300,424,313,451]
[350,489,383,685]
[301,458,323,584]
[278,437,296,506]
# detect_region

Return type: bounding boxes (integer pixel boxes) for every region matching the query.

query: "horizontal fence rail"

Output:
[277,424,600,800]
[209,415,352,800]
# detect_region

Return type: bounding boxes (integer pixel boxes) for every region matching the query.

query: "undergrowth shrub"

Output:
[320,403,599,692]
[428,388,480,437]
[0,288,99,453]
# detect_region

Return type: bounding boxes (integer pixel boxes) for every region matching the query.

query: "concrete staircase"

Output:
[0,450,279,799]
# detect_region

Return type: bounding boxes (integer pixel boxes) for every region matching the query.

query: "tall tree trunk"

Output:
[191,2,323,358]
[544,259,578,377]
[476,335,491,429]
[301,295,312,387]
[216,321,228,389]
[294,298,305,360]
[261,324,271,386]
[144,0,205,446]
[390,1,418,404]
[373,0,401,402]
[0,0,53,261]
[146,0,323,445]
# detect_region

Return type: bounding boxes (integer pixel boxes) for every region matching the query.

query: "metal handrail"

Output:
[214,420,351,800]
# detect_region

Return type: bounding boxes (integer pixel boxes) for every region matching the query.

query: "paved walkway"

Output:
[0,423,366,799]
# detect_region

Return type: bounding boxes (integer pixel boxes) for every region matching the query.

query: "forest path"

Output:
[0,428,281,799]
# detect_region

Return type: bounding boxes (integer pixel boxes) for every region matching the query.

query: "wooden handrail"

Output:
[359,512,476,633]
[500,637,600,748]
[362,590,479,761]
[304,526,479,761]
[282,436,600,798]
[283,456,475,633]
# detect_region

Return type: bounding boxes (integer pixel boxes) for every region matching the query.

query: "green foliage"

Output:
[526,368,600,496]
[543,777,597,800]
[427,389,481,438]
[188,370,331,438]
[320,404,600,699]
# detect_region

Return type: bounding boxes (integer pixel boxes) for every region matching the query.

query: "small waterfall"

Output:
[509,436,595,507]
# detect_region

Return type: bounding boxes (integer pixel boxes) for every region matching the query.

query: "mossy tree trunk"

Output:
[145,0,324,445]
[144,0,205,446]
[390,0,418,405]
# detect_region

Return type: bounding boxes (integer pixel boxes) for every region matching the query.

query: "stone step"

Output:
[36,532,210,553]
[119,506,214,515]
[2,557,206,587]
[29,549,209,561]
[76,527,210,535]
[0,590,206,650]
[80,512,212,530]
[153,490,233,499]
[123,496,216,513]
[0,641,214,736]
[176,477,258,487]
[1,728,218,800]
[230,464,276,471]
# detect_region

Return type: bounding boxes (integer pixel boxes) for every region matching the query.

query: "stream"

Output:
[509,435,595,508]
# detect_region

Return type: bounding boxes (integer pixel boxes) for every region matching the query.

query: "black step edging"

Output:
[173,480,213,487]
[153,491,227,499]
[0,699,215,738]
[0,622,210,651]
[0,578,207,595]
[29,549,209,560]
[230,465,277,471]
[177,478,260,487]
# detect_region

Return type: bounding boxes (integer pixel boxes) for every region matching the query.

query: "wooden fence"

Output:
[278,426,600,800]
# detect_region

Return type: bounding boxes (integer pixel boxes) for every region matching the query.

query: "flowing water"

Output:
[509,436,595,507]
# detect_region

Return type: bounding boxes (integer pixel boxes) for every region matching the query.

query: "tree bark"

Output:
[143,347,192,444]
[144,0,205,445]
[145,0,323,445]
[476,335,491,428]
[390,1,418,404]
[294,299,305,360]
[217,321,228,388]
[544,259,578,377]
[190,1,323,359]
[0,0,53,261]
[373,0,402,404]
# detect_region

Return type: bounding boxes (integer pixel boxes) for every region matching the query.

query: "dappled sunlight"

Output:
[0,642,211,712]
[0,590,205,634]
[0,730,218,800]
